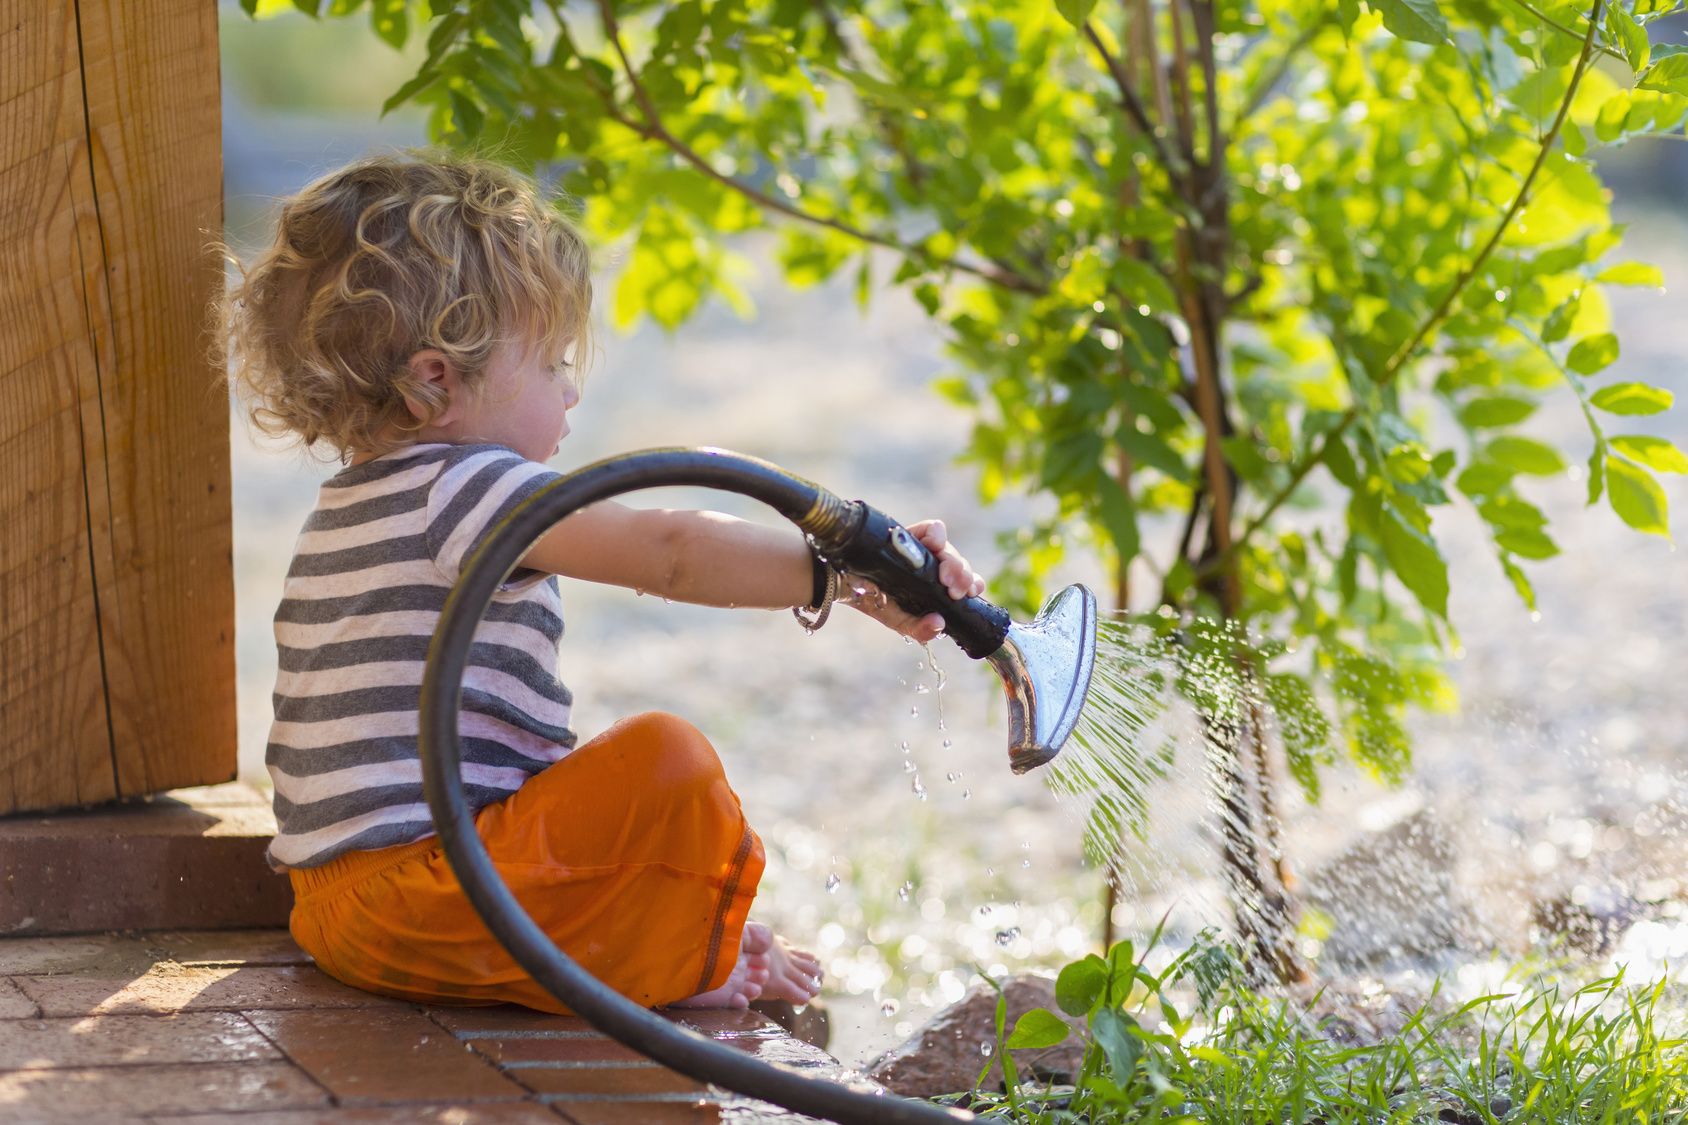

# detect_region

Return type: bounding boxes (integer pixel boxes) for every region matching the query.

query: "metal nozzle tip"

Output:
[986,584,1098,774]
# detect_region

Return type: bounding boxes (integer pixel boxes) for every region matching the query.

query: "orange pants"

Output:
[287,712,764,1012]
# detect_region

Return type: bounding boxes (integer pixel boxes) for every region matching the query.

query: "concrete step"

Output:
[0,783,291,935]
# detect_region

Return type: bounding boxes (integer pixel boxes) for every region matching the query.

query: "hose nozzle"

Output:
[807,496,1098,770]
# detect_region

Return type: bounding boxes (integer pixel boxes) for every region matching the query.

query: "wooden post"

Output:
[0,0,234,814]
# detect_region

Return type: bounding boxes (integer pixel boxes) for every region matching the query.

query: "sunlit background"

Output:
[220,1,1688,1064]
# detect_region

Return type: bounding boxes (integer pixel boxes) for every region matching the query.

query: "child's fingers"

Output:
[908,518,948,552]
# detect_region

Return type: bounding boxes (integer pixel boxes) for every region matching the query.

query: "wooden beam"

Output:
[0,0,234,813]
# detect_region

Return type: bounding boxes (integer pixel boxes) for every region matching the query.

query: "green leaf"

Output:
[1114,258,1179,315]
[1381,506,1450,617]
[1091,1008,1143,1079]
[1566,333,1620,375]
[1116,427,1191,482]
[1541,295,1581,344]
[1639,53,1688,96]
[1591,382,1674,415]
[1055,956,1109,1017]
[1005,1008,1071,1050]
[1458,460,1516,497]
[1479,494,1548,530]
[1374,0,1450,43]
[369,0,407,48]
[1500,555,1538,611]
[1597,92,1632,142]
[1611,435,1688,472]
[1607,456,1671,537]
[1263,673,1331,803]
[1095,475,1141,562]
[1597,262,1665,287]
[1054,0,1100,28]
[1608,1,1650,72]
[1488,436,1567,475]
[1322,436,1360,488]
[448,88,485,138]
[1460,396,1535,428]
[1495,527,1560,559]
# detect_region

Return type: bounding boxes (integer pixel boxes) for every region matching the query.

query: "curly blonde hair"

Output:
[222,151,592,458]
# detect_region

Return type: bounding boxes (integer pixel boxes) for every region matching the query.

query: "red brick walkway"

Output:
[0,930,858,1123]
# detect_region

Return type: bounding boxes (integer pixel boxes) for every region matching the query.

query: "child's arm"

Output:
[521,502,984,642]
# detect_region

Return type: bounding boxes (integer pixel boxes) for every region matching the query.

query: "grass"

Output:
[941,931,1688,1123]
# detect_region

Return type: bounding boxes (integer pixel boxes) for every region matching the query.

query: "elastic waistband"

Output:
[290,833,443,905]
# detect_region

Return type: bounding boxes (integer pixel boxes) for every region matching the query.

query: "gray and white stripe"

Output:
[266,443,574,870]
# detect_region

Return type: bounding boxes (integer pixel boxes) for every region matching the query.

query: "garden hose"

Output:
[419,447,986,1125]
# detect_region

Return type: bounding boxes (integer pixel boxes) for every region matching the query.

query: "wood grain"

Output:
[0,0,235,813]
[0,0,122,812]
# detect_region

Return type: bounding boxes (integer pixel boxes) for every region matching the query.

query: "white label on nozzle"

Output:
[890,526,925,566]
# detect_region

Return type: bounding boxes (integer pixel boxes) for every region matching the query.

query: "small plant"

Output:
[953,930,1688,1122]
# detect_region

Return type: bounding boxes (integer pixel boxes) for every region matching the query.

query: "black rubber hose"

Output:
[420,447,974,1125]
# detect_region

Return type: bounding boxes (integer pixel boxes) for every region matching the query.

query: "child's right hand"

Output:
[840,519,985,643]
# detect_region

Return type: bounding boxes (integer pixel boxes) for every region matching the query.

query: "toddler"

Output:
[223,151,985,1013]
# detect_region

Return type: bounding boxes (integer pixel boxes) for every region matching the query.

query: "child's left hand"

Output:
[842,519,986,643]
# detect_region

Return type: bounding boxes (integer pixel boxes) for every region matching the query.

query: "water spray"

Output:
[418,447,1099,1125]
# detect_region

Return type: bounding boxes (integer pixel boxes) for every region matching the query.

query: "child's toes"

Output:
[741,923,773,954]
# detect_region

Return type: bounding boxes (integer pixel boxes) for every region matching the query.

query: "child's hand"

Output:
[841,519,986,643]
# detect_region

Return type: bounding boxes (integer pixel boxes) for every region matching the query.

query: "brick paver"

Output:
[0,929,858,1122]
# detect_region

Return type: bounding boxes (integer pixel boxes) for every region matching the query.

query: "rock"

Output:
[866,974,1085,1098]
[1289,976,1449,1046]
[1531,887,1642,955]
[1304,809,1478,971]
[748,996,830,1050]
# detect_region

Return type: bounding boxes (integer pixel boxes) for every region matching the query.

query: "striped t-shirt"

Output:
[266,443,575,870]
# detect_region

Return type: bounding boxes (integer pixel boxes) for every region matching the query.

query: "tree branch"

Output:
[1083,22,1185,181]
[593,0,1046,295]
[1379,0,1603,377]
[1498,0,1627,62]
[1200,0,1607,576]
[1234,17,1329,126]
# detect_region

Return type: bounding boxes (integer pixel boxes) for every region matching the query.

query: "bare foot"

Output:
[745,922,823,1006]
[670,922,820,1009]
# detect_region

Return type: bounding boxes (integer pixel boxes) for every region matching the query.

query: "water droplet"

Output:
[904,635,914,645]
[995,927,1021,946]
[942,739,952,749]
[826,873,841,893]
[903,760,917,773]
[946,772,956,782]
[898,881,914,901]
[899,741,910,752]
[910,706,919,718]
[912,776,927,800]
[980,1042,993,1057]
[1022,859,1030,868]
[634,589,645,596]
[1021,841,1029,849]
[962,789,970,799]
[881,999,899,1018]
[663,597,673,604]
[914,684,930,695]
[937,719,946,732]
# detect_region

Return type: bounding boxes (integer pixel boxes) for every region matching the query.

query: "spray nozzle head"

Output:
[987,584,1098,774]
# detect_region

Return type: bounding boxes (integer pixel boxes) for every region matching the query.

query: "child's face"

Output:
[462,337,580,462]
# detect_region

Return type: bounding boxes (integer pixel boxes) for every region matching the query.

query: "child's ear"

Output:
[402,348,465,427]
